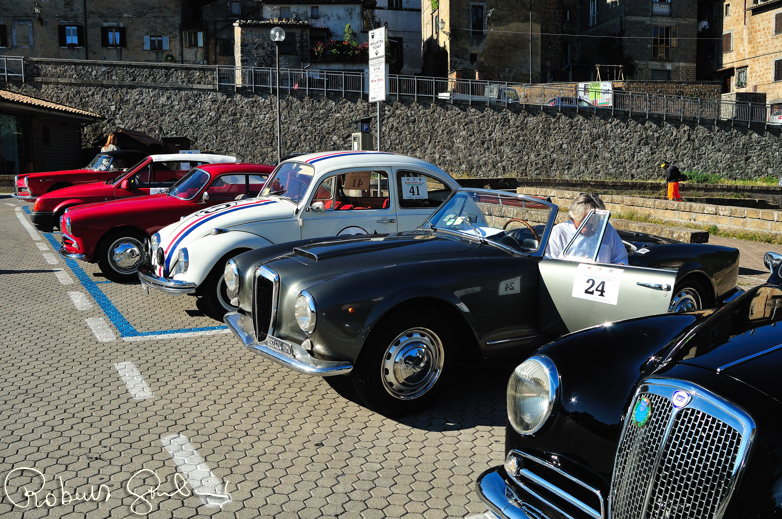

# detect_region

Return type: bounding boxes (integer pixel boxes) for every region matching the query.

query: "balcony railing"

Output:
[0,57,25,82]
[652,2,672,16]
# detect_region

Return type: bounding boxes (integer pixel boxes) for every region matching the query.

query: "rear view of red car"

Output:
[59,162,271,282]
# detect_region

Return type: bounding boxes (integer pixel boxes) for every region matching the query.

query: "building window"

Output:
[185,31,204,48]
[311,6,319,19]
[470,3,486,37]
[652,26,677,60]
[58,25,83,47]
[775,60,782,81]
[101,26,125,48]
[723,32,732,52]
[651,69,671,80]
[280,6,291,19]
[652,0,672,17]
[144,35,169,51]
[470,52,477,63]
[434,15,439,35]
[389,0,402,8]
[0,25,7,48]
[565,9,570,22]
[362,8,374,31]
[725,4,730,16]
[230,2,241,16]
[279,32,296,54]
[217,39,233,56]
[775,12,782,35]
[589,0,598,27]
[736,66,747,88]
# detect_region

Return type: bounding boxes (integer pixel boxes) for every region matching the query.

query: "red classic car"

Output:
[14,150,148,201]
[59,162,272,282]
[30,153,236,234]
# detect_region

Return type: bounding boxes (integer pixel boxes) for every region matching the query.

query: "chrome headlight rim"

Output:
[507,355,559,436]
[174,248,189,274]
[23,176,29,187]
[64,216,72,235]
[150,233,161,256]
[294,290,317,334]
[224,259,240,300]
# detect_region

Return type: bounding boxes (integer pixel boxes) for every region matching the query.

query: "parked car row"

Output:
[22,147,782,518]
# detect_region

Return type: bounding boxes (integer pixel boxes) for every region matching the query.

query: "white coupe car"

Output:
[138,151,460,317]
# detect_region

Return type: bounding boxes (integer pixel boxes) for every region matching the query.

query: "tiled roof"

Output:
[0,89,101,118]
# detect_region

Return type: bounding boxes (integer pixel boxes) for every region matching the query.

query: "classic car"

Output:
[14,150,148,201]
[223,189,741,416]
[476,253,782,519]
[138,151,460,318]
[29,153,236,233]
[58,163,272,282]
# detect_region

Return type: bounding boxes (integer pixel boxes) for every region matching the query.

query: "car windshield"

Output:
[260,162,315,204]
[86,154,113,171]
[168,168,211,200]
[109,158,148,184]
[561,210,611,263]
[425,190,555,253]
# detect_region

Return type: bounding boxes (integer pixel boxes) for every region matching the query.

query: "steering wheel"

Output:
[503,218,540,241]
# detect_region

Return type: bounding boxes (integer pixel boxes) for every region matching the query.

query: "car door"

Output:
[299,168,397,238]
[538,259,677,335]
[393,170,456,231]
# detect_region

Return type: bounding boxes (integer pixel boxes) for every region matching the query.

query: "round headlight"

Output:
[224,259,240,300]
[150,233,160,254]
[24,176,29,187]
[507,356,559,435]
[294,291,316,334]
[176,248,189,274]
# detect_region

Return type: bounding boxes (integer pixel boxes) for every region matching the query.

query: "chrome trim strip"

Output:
[224,312,353,376]
[137,266,197,294]
[509,452,602,519]
[476,468,553,519]
[487,334,549,346]
[717,343,782,373]
[636,282,671,292]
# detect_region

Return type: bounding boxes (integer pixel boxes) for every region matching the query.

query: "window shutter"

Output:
[775,60,782,82]
[101,27,109,47]
[76,25,84,46]
[776,13,782,35]
[163,36,169,50]
[119,27,126,47]
[198,31,203,47]
[722,33,731,52]
[58,25,67,47]
[144,35,150,50]
[671,26,678,47]
[0,25,7,48]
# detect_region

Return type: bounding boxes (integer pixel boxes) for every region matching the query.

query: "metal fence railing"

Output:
[3,57,778,129]
[0,57,25,82]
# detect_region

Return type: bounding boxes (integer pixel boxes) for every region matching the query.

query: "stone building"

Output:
[721,0,782,111]
[579,0,715,82]
[423,0,576,82]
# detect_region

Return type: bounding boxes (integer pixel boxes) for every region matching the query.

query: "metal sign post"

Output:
[368,27,386,151]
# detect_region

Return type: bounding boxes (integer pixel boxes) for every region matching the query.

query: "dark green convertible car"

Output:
[223,189,740,416]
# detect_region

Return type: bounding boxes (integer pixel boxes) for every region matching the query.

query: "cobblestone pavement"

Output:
[0,196,504,519]
[1,194,778,519]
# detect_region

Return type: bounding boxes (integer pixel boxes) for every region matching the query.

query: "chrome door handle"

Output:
[377,218,396,224]
[637,282,672,292]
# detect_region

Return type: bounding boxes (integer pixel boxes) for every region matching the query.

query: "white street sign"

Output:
[369,27,386,103]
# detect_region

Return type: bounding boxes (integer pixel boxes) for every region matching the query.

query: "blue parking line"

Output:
[22,206,30,214]
[43,233,226,338]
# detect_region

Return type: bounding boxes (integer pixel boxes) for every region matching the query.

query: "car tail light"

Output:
[33,199,43,212]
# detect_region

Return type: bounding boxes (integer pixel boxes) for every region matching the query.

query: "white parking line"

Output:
[6,202,18,206]
[15,209,40,241]
[68,291,94,311]
[465,513,497,519]
[122,329,231,342]
[86,317,116,342]
[36,242,48,251]
[160,434,231,507]
[42,253,58,265]
[53,269,74,285]
[113,362,154,400]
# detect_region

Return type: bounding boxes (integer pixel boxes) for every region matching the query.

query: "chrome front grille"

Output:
[610,379,755,519]
[253,266,279,341]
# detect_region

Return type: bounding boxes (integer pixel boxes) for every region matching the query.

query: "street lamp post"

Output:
[270,27,286,164]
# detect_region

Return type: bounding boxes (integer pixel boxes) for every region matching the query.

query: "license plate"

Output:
[267,336,293,356]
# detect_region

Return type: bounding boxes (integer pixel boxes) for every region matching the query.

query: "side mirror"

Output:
[763,252,782,273]
[120,180,129,190]
[311,202,325,213]
[199,192,210,204]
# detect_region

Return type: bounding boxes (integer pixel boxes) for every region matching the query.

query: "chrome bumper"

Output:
[11,193,35,201]
[224,311,353,376]
[58,243,86,261]
[137,265,197,295]
[476,468,549,519]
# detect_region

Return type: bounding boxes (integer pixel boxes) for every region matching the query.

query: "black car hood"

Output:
[617,229,680,247]
[668,285,782,402]
[292,230,474,262]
